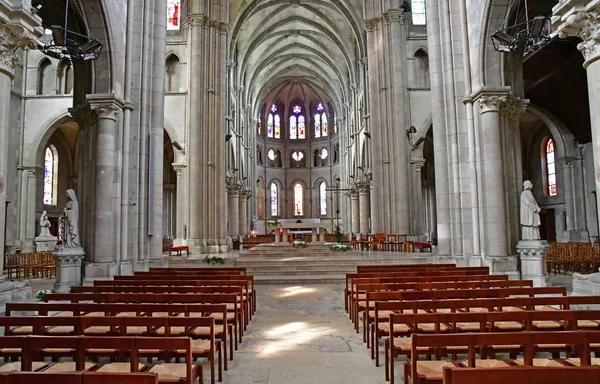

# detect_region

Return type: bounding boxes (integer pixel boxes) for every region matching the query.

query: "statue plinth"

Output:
[34,235,57,252]
[572,269,600,308]
[516,240,549,287]
[53,247,85,293]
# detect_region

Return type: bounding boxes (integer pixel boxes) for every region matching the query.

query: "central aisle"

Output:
[220,283,390,384]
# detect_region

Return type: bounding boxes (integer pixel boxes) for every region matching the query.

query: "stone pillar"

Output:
[473,89,519,276]
[238,189,248,236]
[84,94,124,281]
[227,185,239,237]
[172,163,187,246]
[25,169,37,251]
[358,183,371,234]
[186,9,229,253]
[553,4,600,239]
[364,8,411,234]
[411,158,426,239]
[351,189,360,234]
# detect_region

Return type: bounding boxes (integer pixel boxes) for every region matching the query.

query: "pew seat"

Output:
[147,364,201,383]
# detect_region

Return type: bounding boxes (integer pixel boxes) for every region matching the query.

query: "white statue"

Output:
[38,211,53,238]
[62,189,81,247]
[520,180,541,240]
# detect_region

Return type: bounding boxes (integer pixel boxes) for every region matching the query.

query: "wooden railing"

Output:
[4,251,56,279]
[547,242,600,274]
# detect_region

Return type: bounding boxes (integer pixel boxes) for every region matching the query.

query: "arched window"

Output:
[292,151,305,167]
[315,103,327,138]
[257,114,261,135]
[274,114,281,138]
[165,55,180,92]
[314,113,321,138]
[546,138,557,196]
[294,183,303,216]
[270,183,278,216]
[257,179,264,217]
[167,0,181,30]
[58,60,73,94]
[267,113,274,137]
[320,182,327,216]
[414,50,430,88]
[334,114,338,134]
[290,116,297,139]
[268,149,275,161]
[43,145,58,205]
[322,113,328,137]
[411,0,426,25]
[38,59,53,95]
[298,116,306,139]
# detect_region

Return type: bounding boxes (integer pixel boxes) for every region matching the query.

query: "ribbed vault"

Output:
[229,0,365,117]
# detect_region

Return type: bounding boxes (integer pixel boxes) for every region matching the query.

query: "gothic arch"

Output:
[30,112,75,166]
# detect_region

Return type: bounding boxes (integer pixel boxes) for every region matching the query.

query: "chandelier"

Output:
[491,0,552,54]
[35,0,102,61]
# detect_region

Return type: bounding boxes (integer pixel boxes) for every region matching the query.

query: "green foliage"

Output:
[330,244,352,252]
[292,241,308,248]
[266,220,280,229]
[204,255,227,265]
[334,223,344,243]
[36,289,51,301]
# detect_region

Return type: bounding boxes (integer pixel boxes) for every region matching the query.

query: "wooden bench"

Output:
[169,245,189,257]
[442,366,600,384]
[0,372,160,384]
[402,331,600,384]
[0,336,202,384]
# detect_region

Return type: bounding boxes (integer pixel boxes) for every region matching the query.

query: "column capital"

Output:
[411,157,426,169]
[0,23,36,78]
[87,94,125,121]
[471,87,512,113]
[185,14,209,30]
[500,96,529,119]
[357,182,371,194]
[364,18,380,32]
[558,156,578,167]
[552,3,600,65]
[383,9,409,25]
[172,163,187,176]
[227,183,240,195]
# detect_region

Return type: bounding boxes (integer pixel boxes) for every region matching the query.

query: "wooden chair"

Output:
[443,366,600,384]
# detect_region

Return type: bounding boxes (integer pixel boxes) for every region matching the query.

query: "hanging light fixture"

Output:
[36,0,102,61]
[491,0,552,54]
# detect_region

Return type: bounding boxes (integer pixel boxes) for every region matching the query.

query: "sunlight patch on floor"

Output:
[260,322,332,356]
[278,286,317,297]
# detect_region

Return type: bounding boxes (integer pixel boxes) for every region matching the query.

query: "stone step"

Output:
[254,274,346,284]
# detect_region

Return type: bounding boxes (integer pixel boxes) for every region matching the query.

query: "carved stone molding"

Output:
[172,163,187,177]
[384,9,409,25]
[475,95,507,113]
[553,4,600,64]
[91,104,120,121]
[500,96,528,119]
[185,14,209,30]
[87,94,125,122]
[364,19,380,32]
[0,23,35,77]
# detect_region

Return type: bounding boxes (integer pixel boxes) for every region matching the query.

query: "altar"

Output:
[275,222,329,245]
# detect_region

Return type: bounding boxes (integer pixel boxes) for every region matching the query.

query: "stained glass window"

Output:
[267,114,274,138]
[167,0,180,30]
[320,182,327,216]
[334,114,337,133]
[316,103,324,112]
[315,114,321,138]
[270,183,278,216]
[274,114,281,139]
[290,116,297,139]
[271,104,278,113]
[293,105,302,114]
[411,0,426,25]
[298,116,306,139]
[257,114,261,135]
[294,183,303,216]
[321,148,328,159]
[322,113,328,137]
[547,139,557,196]
[43,146,57,205]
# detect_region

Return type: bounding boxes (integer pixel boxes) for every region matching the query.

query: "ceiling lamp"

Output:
[491,0,551,55]
[36,0,102,61]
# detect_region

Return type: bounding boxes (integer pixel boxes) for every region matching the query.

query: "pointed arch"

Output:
[165,54,181,92]
[294,182,304,216]
[43,145,59,205]
[319,181,327,216]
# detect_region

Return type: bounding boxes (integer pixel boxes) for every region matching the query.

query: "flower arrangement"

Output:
[36,289,52,301]
[330,244,352,252]
[292,240,308,248]
[204,255,226,265]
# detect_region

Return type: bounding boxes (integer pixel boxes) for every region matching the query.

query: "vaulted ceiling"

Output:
[229,0,365,116]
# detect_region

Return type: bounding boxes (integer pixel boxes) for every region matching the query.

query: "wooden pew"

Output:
[0,372,160,384]
[442,366,600,384]
[401,331,600,384]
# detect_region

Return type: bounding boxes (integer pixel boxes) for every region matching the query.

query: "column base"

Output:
[118,260,134,275]
[53,247,86,292]
[562,229,590,242]
[187,237,231,254]
[82,261,116,286]
[516,240,550,287]
[485,255,520,280]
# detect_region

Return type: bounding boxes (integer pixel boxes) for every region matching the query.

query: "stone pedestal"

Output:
[34,236,57,252]
[572,272,600,308]
[485,256,520,280]
[53,247,85,292]
[516,240,550,287]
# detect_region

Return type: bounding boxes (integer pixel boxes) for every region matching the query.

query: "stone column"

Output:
[25,169,37,250]
[84,94,124,281]
[0,24,34,270]
[351,189,360,234]
[238,188,248,236]
[553,4,600,237]
[560,157,578,239]
[358,183,371,234]
[172,163,187,246]
[473,89,519,276]
[186,9,229,253]
[227,184,239,237]
[411,158,426,239]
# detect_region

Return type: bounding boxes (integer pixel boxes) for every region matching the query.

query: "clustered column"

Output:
[172,163,187,246]
[358,183,371,234]
[351,189,360,234]
[227,184,239,237]
[238,188,248,236]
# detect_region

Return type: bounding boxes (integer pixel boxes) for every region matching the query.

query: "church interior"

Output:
[1,0,600,383]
